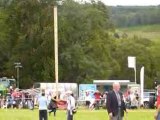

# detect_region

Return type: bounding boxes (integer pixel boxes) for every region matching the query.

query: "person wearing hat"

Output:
[38,89,48,120]
[66,91,76,120]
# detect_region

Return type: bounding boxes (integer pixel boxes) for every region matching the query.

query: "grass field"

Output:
[0,109,156,120]
[119,24,160,41]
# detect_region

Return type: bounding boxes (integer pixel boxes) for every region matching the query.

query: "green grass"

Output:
[118,24,160,41]
[0,109,156,120]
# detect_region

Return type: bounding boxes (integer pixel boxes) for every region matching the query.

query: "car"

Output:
[143,90,156,109]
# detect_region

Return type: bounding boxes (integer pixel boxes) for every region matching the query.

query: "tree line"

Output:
[110,6,160,27]
[0,0,159,88]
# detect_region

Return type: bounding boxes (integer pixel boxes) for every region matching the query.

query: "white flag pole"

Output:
[140,66,144,105]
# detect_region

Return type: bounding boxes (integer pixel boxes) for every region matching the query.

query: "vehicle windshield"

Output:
[144,92,156,98]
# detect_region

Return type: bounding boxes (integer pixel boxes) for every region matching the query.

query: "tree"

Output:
[58,0,114,83]
[0,0,115,88]
[111,36,154,88]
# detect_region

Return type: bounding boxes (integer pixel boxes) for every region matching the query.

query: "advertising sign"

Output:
[79,84,97,101]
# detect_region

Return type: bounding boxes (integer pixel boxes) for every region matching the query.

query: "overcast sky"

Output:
[100,0,160,6]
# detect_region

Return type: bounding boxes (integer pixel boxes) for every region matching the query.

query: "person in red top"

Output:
[155,85,160,120]
[94,90,101,110]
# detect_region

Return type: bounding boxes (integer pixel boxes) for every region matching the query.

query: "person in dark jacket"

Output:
[106,82,127,120]
[48,96,58,117]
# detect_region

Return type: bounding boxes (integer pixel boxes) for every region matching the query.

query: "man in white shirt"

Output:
[66,91,76,120]
[38,90,48,120]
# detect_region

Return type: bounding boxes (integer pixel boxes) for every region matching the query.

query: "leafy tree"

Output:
[0,0,115,88]
[58,0,114,83]
[1,0,159,89]
[111,36,154,88]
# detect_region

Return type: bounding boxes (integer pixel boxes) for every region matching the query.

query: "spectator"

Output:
[66,90,76,120]
[125,91,131,109]
[106,82,127,120]
[38,89,48,120]
[94,90,101,110]
[101,92,107,108]
[154,85,160,120]
[48,96,58,117]
[89,92,95,110]
[85,92,91,108]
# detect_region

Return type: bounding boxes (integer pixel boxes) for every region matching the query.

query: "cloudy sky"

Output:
[100,0,160,6]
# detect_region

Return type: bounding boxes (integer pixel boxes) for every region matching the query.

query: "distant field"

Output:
[0,109,156,120]
[119,24,160,41]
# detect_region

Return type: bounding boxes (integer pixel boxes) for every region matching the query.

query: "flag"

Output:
[128,56,136,68]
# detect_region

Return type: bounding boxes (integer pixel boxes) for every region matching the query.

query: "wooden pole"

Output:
[54,5,59,99]
[134,67,137,84]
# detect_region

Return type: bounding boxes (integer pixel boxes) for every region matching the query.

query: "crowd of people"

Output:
[2,82,160,120]
[123,90,140,109]
[84,88,140,111]
[0,87,35,109]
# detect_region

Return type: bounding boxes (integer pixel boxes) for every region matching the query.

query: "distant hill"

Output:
[109,6,160,27]
[118,24,160,41]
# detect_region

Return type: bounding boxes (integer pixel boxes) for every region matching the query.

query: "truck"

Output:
[0,77,16,95]
[143,89,156,109]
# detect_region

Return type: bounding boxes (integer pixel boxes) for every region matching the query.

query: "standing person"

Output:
[66,91,76,120]
[48,96,58,117]
[85,91,91,108]
[106,82,127,120]
[155,85,160,120]
[89,93,95,110]
[38,90,48,120]
[94,90,101,110]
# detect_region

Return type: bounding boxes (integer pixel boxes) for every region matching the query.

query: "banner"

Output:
[79,84,97,101]
[128,56,136,68]
[140,66,144,105]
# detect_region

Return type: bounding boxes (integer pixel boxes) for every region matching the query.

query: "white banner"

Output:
[128,56,136,68]
[140,66,144,105]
